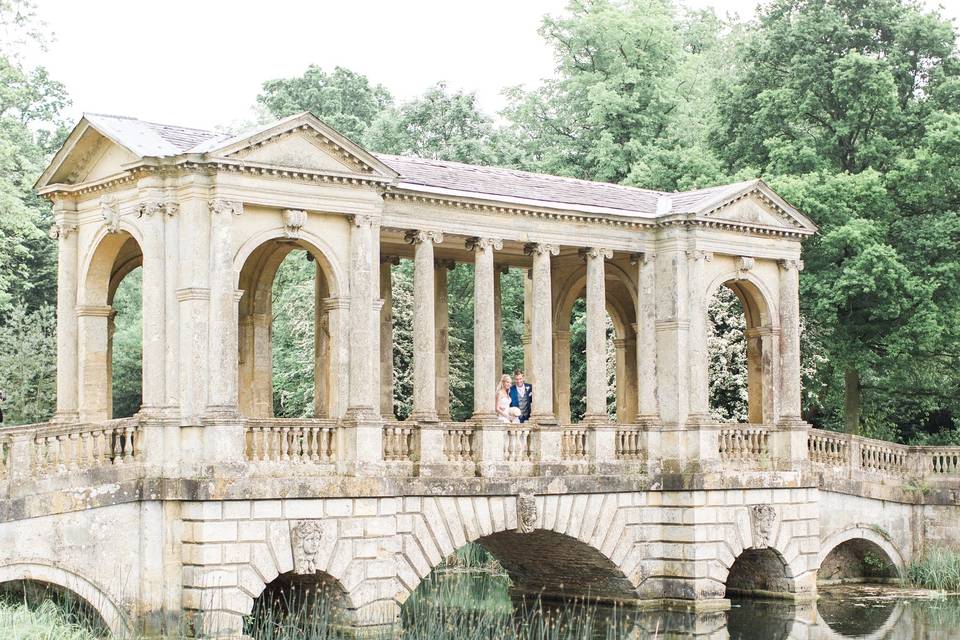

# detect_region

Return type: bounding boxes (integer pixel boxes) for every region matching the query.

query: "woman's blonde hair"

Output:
[497,373,512,395]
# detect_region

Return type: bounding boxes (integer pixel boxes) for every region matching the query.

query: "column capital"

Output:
[48,223,78,241]
[465,237,503,252]
[282,209,307,238]
[629,251,655,265]
[405,229,443,245]
[579,246,613,261]
[686,249,713,262]
[349,213,377,227]
[523,242,559,256]
[209,199,243,216]
[137,200,179,218]
[779,258,804,272]
[75,304,113,318]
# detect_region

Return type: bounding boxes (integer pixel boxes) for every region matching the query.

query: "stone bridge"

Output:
[1,111,957,638]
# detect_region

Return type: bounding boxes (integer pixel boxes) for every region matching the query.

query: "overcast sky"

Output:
[27,0,960,132]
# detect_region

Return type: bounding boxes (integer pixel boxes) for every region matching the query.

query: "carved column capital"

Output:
[349,213,376,228]
[48,223,77,241]
[282,209,307,238]
[137,200,179,218]
[209,199,243,216]
[523,242,559,256]
[465,237,503,252]
[578,246,613,261]
[779,258,804,272]
[629,251,655,265]
[686,249,713,262]
[404,229,443,245]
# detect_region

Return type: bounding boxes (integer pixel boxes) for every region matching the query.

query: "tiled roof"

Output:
[76,113,765,218]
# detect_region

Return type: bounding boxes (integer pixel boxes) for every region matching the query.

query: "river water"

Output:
[400,572,960,639]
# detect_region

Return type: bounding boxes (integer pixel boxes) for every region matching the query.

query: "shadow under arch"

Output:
[818,526,904,585]
[0,562,127,636]
[245,570,357,637]
[816,597,904,639]
[724,546,797,598]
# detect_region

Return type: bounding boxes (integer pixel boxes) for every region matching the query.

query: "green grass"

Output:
[906,548,960,591]
[0,600,101,640]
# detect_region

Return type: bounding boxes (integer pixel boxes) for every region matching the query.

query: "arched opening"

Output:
[0,579,112,636]
[79,232,144,421]
[237,238,339,419]
[402,533,640,637]
[568,301,617,423]
[708,279,775,424]
[245,571,353,637]
[725,548,794,598]
[818,539,898,585]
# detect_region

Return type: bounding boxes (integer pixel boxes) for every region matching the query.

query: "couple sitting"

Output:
[495,370,532,424]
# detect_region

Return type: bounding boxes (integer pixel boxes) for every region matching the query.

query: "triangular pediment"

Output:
[696,181,817,234]
[36,119,141,189]
[203,112,398,178]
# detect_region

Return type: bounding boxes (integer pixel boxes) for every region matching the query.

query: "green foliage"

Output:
[907,548,960,591]
[257,65,392,141]
[270,254,316,418]
[708,288,748,422]
[0,302,54,424]
[110,269,141,419]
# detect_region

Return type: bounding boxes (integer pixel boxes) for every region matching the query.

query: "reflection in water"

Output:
[400,572,960,639]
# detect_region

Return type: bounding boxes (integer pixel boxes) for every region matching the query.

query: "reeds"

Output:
[906,548,960,591]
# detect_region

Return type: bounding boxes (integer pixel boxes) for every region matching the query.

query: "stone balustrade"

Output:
[245,419,338,464]
[561,427,588,461]
[382,422,416,462]
[442,423,475,462]
[718,425,771,461]
[31,417,141,471]
[504,426,533,462]
[615,426,644,460]
[807,428,960,482]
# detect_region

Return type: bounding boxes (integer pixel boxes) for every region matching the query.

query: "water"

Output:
[400,571,960,639]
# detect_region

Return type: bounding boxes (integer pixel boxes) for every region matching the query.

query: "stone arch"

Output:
[553,267,638,423]
[245,570,357,634]
[704,270,779,424]
[77,228,146,421]
[235,232,345,418]
[815,598,905,640]
[0,562,127,636]
[392,494,642,613]
[724,547,796,597]
[818,525,905,584]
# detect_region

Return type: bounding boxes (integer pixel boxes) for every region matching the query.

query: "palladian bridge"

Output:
[1,111,958,638]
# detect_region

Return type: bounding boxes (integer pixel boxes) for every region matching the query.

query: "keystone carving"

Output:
[282,209,307,238]
[749,504,777,549]
[737,256,755,273]
[517,492,537,534]
[291,520,323,573]
[101,195,120,233]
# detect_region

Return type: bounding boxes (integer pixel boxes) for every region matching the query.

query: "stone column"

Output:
[137,199,173,413]
[50,203,79,422]
[746,329,764,424]
[622,336,638,422]
[347,216,377,415]
[312,267,331,418]
[77,304,112,422]
[554,331,572,424]
[379,257,398,418]
[522,273,533,381]
[525,243,559,421]
[583,247,612,422]
[779,259,803,422]
[494,266,505,377]
[206,199,242,416]
[633,252,658,422]
[467,237,501,420]
[654,242,689,427]
[687,250,713,422]
[176,191,212,430]
[204,199,243,462]
[407,230,443,422]
[435,259,454,421]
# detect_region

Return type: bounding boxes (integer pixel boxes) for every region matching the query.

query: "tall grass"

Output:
[0,600,101,640]
[906,548,960,591]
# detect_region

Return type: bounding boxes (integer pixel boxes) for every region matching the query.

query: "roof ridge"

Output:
[86,112,218,136]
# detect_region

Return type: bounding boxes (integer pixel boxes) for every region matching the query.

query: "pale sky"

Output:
[27,0,960,132]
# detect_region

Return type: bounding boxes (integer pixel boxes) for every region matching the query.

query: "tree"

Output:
[0,303,55,425]
[257,65,393,141]
[364,83,503,165]
[111,269,142,419]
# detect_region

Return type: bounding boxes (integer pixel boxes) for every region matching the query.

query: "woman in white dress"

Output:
[495,374,520,423]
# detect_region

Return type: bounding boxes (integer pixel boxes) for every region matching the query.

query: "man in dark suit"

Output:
[509,369,532,423]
